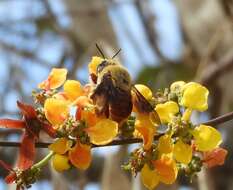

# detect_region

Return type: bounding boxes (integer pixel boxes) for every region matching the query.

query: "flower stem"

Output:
[32,151,54,169]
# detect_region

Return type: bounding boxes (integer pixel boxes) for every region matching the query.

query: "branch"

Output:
[0,41,51,67]
[200,49,233,86]
[201,111,233,126]
[0,137,147,149]
[0,111,233,148]
[135,0,174,64]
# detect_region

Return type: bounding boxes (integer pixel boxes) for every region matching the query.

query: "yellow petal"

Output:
[44,98,69,126]
[170,81,186,92]
[49,138,72,154]
[64,80,83,101]
[134,84,153,100]
[182,108,192,122]
[173,140,192,164]
[153,155,178,185]
[155,101,179,123]
[137,126,155,150]
[158,135,173,154]
[38,68,67,90]
[181,82,209,111]
[52,154,70,172]
[53,92,69,101]
[73,96,93,108]
[69,142,92,170]
[192,124,222,151]
[88,56,104,74]
[81,109,100,127]
[141,164,160,190]
[87,119,118,145]
[135,114,156,150]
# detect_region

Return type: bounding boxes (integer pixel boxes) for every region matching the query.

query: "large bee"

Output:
[90,44,160,124]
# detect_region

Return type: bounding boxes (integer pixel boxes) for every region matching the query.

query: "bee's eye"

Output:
[97,60,108,73]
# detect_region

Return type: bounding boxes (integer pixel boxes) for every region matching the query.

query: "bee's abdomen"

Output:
[109,88,132,123]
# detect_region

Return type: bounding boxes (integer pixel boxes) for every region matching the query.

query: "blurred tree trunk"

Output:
[101,146,131,190]
[63,0,119,55]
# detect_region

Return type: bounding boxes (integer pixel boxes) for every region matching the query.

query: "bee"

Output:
[90,44,160,124]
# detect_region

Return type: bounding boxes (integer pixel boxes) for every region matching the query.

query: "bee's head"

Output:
[97,60,118,74]
[95,44,122,74]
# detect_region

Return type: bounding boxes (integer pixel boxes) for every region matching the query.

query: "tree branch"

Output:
[201,111,233,126]
[0,111,232,148]
[200,49,233,86]
[0,41,51,67]
[135,0,174,64]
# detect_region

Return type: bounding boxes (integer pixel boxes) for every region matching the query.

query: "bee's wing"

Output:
[132,85,161,124]
[90,72,115,117]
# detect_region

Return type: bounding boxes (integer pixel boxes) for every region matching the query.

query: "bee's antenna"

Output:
[112,48,121,59]
[96,43,105,59]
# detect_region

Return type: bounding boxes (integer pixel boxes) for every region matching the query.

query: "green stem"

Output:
[32,151,54,169]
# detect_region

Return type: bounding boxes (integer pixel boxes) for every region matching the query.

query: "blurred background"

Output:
[0,0,233,189]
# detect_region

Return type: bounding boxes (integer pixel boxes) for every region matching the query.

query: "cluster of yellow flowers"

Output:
[37,66,119,171]
[119,79,227,189]
[3,56,226,190]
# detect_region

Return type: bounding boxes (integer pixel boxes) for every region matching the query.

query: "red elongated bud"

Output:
[0,119,25,129]
[0,160,16,184]
[17,132,36,170]
[17,101,37,119]
[41,124,57,138]
[5,172,16,184]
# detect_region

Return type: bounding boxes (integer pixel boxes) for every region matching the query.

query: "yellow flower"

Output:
[181,82,209,111]
[49,138,72,154]
[134,84,153,100]
[44,98,69,126]
[52,154,71,172]
[74,96,94,109]
[80,109,100,126]
[69,142,92,170]
[141,164,160,190]
[86,119,118,145]
[38,68,67,90]
[155,101,179,123]
[63,80,83,101]
[192,124,222,151]
[173,140,192,164]
[158,135,173,154]
[88,56,104,75]
[135,114,156,150]
[141,155,178,189]
[50,138,92,171]
[153,155,178,185]
[170,81,186,92]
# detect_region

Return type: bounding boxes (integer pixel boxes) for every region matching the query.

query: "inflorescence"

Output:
[0,56,228,190]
